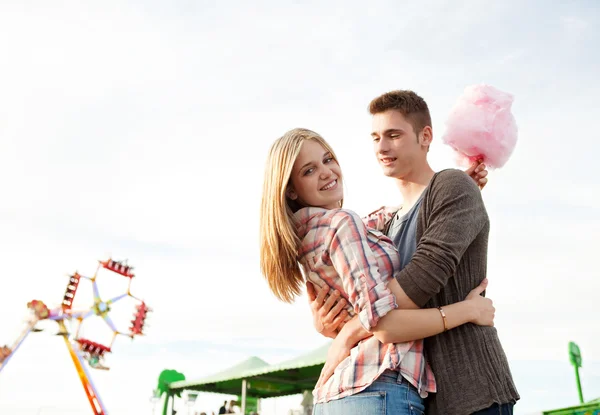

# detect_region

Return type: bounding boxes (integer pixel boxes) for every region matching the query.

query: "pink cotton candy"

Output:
[441,84,518,169]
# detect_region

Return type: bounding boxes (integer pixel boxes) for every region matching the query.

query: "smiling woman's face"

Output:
[287,140,343,210]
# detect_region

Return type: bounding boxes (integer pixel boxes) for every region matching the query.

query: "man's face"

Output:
[371,110,430,179]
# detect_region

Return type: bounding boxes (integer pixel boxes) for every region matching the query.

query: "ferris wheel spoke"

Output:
[69,309,95,320]
[103,314,118,333]
[92,281,100,301]
[105,293,128,305]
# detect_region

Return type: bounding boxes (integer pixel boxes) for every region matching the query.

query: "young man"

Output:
[308,90,519,414]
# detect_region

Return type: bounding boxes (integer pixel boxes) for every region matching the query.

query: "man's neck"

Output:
[394,163,435,212]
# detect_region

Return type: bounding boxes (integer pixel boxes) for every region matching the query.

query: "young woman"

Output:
[260,128,494,415]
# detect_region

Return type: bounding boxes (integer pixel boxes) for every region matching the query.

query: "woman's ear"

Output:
[286,188,298,200]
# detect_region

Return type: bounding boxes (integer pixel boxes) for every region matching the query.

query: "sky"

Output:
[0,1,598,414]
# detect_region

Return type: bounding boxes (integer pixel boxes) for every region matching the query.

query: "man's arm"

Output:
[397,169,489,307]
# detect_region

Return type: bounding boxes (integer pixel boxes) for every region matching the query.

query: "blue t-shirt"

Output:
[386,192,425,270]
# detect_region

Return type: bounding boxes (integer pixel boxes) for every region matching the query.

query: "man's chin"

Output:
[380,166,397,177]
[380,167,406,180]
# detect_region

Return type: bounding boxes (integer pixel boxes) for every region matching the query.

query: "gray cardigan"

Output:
[395,169,520,415]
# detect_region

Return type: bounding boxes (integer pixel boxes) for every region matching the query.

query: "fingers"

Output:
[467,161,489,191]
[478,178,488,190]
[467,160,486,174]
[464,162,476,176]
[474,161,486,173]
[312,285,328,310]
[488,306,496,327]
[487,301,495,326]
[317,365,333,389]
[321,290,340,315]
[474,162,488,190]
[477,169,488,188]
[329,309,349,331]
[306,281,316,302]
[469,278,488,297]
[328,297,347,320]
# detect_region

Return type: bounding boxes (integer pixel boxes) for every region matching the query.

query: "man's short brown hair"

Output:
[369,90,432,135]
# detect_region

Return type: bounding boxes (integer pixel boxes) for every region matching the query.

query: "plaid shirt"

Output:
[295,206,436,403]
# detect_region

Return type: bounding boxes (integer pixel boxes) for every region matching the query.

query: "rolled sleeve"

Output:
[328,210,398,331]
[357,280,398,331]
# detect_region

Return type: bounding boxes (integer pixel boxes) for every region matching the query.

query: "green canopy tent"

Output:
[164,343,330,414]
[542,397,600,415]
[158,356,269,415]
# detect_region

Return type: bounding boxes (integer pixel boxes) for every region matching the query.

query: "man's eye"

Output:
[372,137,380,142]
[390,134,399,138]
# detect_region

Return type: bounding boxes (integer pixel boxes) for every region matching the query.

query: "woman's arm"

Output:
[327,210,399,333]
[316,280,494,388]
[334,278,493,349]
[371,278,494,343]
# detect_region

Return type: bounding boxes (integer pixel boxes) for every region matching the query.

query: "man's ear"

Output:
[286,188,298,200]
[420,126,433,148]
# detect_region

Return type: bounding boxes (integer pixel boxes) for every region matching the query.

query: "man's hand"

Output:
[465,160,489,190]
[306,281,348,339]
[316,332,352,389]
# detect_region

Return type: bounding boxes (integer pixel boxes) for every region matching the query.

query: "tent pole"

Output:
[162,393,170,415]
[241,379,247,414]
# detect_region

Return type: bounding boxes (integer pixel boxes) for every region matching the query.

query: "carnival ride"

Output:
[0,258,151,415]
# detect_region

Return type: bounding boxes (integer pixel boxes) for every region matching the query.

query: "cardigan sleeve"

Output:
[396,169,489,307]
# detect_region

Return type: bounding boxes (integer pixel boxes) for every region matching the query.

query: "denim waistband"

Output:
[375,369,404,384]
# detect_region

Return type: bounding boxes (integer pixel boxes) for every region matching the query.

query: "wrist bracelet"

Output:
[438,307,448,332]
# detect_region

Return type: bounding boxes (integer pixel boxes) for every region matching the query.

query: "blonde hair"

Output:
[260,128,341,303]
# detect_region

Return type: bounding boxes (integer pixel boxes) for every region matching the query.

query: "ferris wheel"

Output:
[0,258,151,415]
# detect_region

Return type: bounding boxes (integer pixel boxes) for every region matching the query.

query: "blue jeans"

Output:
[313,370,425,415]
[471,403,514,415]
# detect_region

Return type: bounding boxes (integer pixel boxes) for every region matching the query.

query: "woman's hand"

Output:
[465,160,489,190]
[316,328,353,389]
[306,281,349,338]
[465,278,495,326]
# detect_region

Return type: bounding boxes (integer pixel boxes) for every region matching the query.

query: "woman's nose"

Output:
[320,167,333,179]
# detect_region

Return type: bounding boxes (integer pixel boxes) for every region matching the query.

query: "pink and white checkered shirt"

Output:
[294,206,436,404]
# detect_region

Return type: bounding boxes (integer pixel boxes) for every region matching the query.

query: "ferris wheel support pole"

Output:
[58,321,107,415]
[0,318,39,374]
